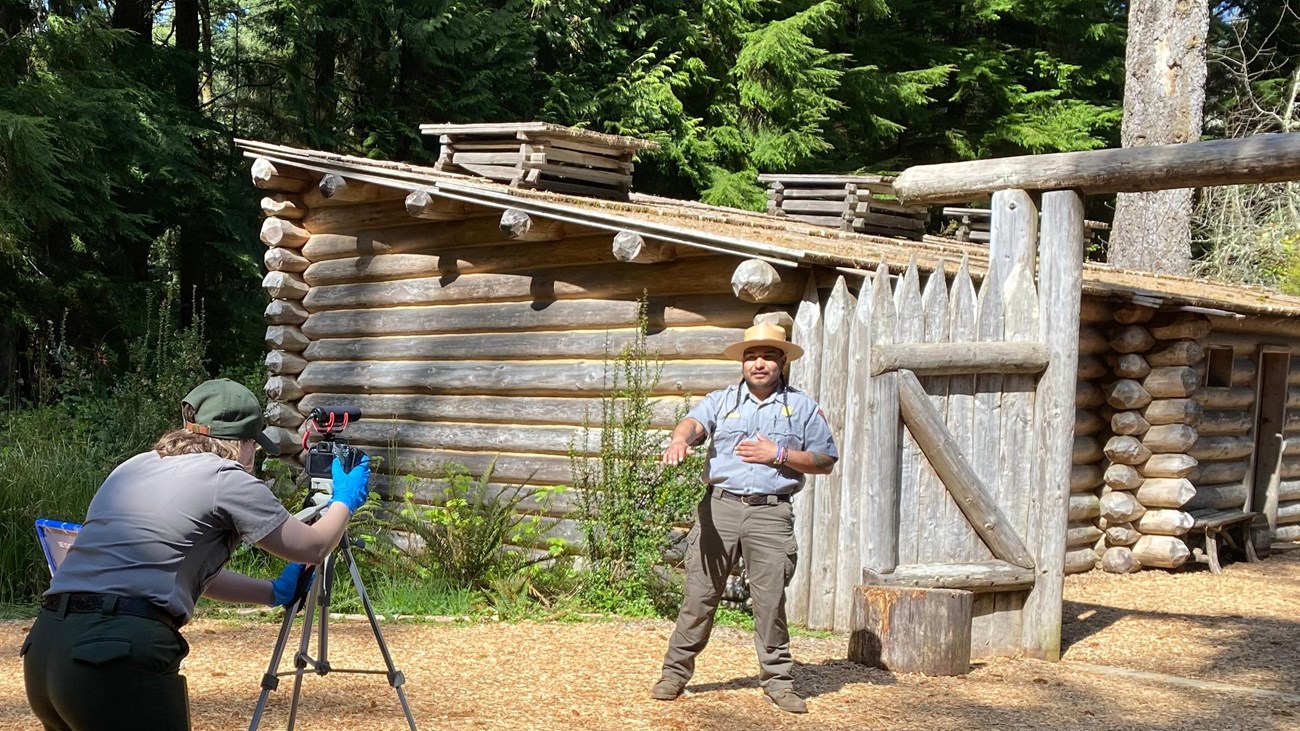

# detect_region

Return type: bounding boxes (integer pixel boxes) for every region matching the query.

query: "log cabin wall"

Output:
[1068,299,1111,574]
[253,160,759,549]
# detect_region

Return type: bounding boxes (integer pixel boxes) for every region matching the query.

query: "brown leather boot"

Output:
[764,687,807,713]
[651,676,686,700]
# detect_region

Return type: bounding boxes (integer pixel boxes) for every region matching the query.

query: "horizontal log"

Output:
[1077,355,1106,380]
[1281,480,1300,502]
[1146,341,1205,368]
[1290,387,1300,410]
[1189,435,1254,461]
[380,475,582,521]
[891,133,1300,205]
[1143,398,1203,426]
[1135,478,1196,509]
[1194,386,1253,410]
[1101,546,1139,573]
[499,208,566,241]
[297,392,685,429]
[265,350,309,375]
[1136,509,1194,536]
[301,217,570,263]
[265,375,305,403]
[1149,315,1213,341]
[731,259,807,305]
[303,256,739,311]
[1070,493,1101,521]
[780,199,851,215]
[1104,435,1152,466]
[265,325,309,352]
[1113,353,1151,379]
[1142,423,1199,454]
[1105,463,1144,491]
[1067,521,1104,548]
[1064,548,1099,575]
[1276,524,1300,543]
[302,233,626,287]
[1283,455,1300,480]
[265,247,309,273]
[1078,327,1108,355]
[262,271,309,300]
[1104,523,1141,547]
[1078,297,1114,324]
[1112,304,1155,325]
[369,447,574,486]
[298,360,737,396]
[1191,459,1248,486]
[1231,356,1258,387]
[1071,463,1104,492]
[251,157,315,193]
[1195,410,1253,436]
[302,296,763,339]
[1111,411,1151,436]
[260,217,311,248]
[404,189,478,223]
[1100,491,1144,522]
[265,299,309,326]
[1132,534,1190,568]
[263,425,304,456]
[1140,453,1199,479]
[1076,381,1105,408]
[1105,380,1153,410]
[872,342,1049,377]
[341,420,591,457]
[303,200,428,234]
[308,174,406,206]
[1144,366,1200,398]
[1073,436,1103,465]
[1276,501,1300,525]
[302,327,742,362]
[264,401,305,428]
[261,194,306,219]
[1110,325,1155,354]
[1184,483,1248,511]
[612,231,677,264]
[1074,408,1105,436]
[861,561,1035,593]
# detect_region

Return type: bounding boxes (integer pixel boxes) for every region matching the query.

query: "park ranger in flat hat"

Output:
[652,322,838,714]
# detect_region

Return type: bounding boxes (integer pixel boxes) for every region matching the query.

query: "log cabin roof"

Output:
[236,139,1300,319]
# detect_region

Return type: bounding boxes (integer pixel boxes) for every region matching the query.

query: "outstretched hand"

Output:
[736,433,780,464]
[662,441,691,466]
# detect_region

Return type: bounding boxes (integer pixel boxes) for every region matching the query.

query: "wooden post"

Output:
[848,586,973,676]
[786,278,824,627]
[833,269,873,632]
[1021,189,1084,660]
[862,262,900,576]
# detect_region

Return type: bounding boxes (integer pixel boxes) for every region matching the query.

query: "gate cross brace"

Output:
[896,368,1036,569]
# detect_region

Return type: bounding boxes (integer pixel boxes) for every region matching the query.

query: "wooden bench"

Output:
[1188,509,1259,574]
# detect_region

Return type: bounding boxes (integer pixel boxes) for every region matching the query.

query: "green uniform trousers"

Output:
[23,606,191,731]
[661,489,799,690]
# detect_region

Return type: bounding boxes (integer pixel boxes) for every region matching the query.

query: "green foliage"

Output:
[572,301,703,614]
[365,460,573,613]
[0,299,209,604]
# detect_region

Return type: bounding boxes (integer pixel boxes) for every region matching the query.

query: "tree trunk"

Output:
[1109,0,1209,274]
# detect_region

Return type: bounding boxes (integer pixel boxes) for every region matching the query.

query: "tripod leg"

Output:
[286,557,328,731]
[340,536,419,731]
[248,595,308,731]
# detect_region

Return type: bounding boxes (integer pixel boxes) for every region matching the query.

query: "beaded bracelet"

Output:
[772,446,787,467]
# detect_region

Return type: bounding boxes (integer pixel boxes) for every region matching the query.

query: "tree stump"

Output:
[848,586,972,676]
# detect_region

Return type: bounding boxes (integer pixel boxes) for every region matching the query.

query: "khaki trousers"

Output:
[661,489,798,690]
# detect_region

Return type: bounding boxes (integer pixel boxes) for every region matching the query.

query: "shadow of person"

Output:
[686,658,895,699]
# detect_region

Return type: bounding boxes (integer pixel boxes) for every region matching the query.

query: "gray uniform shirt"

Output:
[47,451,290,621]
[687,382,838,496]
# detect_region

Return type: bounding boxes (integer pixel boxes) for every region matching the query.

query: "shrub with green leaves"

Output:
[571,303,704,614]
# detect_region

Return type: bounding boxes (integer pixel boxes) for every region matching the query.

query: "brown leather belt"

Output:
[713,488,791,506]
[42,593,183,630]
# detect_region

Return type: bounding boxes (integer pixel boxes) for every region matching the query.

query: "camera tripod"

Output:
[248,489,418,731]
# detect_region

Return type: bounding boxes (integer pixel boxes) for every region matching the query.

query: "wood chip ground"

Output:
[2,550,1298,730]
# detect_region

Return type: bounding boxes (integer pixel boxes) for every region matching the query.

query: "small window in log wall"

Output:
[1204,347,1234,388]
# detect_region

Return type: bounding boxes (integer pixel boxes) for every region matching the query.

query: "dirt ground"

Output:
[2,550,1298,731]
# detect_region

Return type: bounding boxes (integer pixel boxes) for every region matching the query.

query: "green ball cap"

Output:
[181,378,280,456]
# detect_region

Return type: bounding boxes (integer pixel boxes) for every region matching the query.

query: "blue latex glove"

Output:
[330,453,371,513]
[270,563,314,606]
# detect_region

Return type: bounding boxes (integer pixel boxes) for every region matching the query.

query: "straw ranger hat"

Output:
[722,322,805,362]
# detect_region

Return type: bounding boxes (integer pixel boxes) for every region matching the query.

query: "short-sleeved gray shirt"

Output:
[687,382,838,496]
[46,451,290,621]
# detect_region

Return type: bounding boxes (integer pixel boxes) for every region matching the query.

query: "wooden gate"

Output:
[785,189,1084,660]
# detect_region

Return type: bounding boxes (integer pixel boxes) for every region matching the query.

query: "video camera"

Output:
[303,405,367,479]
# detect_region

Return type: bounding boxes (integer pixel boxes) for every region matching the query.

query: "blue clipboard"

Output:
[35,518,82,575]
